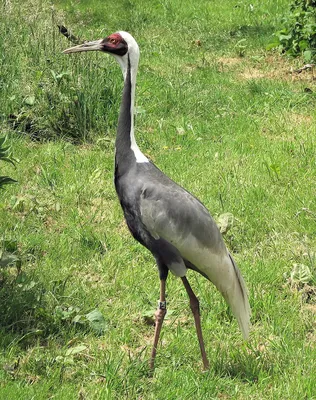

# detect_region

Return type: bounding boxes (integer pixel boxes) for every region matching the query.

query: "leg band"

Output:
[158,301,167,310]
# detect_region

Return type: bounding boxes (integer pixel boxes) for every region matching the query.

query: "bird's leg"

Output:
[149,279,167,370]
[181,276,210,370]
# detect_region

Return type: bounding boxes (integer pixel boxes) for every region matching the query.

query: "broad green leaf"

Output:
[24,95,35,106]
[303,50,312,62]
[65,345,87,356]
[299,40,308,50]
[0,251,19,268]
[217,213,235,234]
[85,309,108,334]
[290,264,313,285]
[266,41,279,50]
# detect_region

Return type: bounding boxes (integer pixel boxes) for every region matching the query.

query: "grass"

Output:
[1,0,316,398]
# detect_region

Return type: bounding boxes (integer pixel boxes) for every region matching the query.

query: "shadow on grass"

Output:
[212,343,275,383]
[0,268,93,350]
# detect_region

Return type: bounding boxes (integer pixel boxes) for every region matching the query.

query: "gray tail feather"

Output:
[228,253,251,339]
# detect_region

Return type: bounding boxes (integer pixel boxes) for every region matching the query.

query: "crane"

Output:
[64,31,251,370]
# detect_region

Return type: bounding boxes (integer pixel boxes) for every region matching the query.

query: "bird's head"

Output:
[63,31,139,78]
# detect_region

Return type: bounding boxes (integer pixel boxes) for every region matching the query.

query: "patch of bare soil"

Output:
[304,304,316,313]
[240,69,266,80]
[287,113,313,125]
[217,57,244,67]
[220,54,316,83]
[304,303,316,347]
[306,331,316,347]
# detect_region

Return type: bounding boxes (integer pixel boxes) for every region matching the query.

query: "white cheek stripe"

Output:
[130,133,149,163]
[116,32,149,164]
[129,67,149,163]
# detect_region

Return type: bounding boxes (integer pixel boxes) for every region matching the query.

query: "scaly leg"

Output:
[181,276,210,370]
[149,279,167,370]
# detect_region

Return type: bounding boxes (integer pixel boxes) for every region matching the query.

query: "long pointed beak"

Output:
[63,39,103,54]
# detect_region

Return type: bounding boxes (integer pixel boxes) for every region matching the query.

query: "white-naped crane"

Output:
[63,32,251,371]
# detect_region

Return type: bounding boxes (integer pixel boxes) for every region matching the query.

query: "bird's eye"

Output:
[109,38,117,44]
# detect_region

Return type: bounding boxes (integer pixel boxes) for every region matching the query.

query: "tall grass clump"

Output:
[1,0,120,142]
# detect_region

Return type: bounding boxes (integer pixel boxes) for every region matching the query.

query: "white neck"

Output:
[114,39,149,164]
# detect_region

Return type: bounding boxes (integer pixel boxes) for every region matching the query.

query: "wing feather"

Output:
[140,182,225,254]
[138,175,251,339]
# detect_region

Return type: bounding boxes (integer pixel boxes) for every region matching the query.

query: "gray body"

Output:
[116,160,223,277]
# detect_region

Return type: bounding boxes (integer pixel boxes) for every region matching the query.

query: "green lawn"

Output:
[1,0,316,398]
